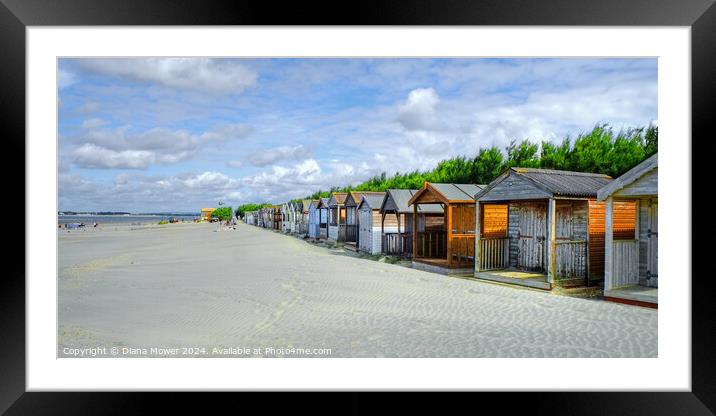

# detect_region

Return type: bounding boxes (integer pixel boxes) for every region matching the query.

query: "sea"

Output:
[58,214,199,225]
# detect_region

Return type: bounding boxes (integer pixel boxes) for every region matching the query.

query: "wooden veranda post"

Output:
[546,198,556,284]
[412,204,418,259]
[446,203,453,267]
[475,200,481,273]
[604,196,614,291]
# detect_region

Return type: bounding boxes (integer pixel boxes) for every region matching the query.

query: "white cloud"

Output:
[182,171,236,189]
[247,144,312,167]
[77,101,100,113]
[58,69,77,89]
[70,122,251,169]
[60,171,247,212]
[396,88,441,131]
[227,160,243,168]
[77,58,257,94]
[73,144,156,169]
[81,118,107,129]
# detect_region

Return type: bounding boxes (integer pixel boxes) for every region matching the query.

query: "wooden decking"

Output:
[412,257,473,276]
[604,285,658,307]
[474,269,551,290]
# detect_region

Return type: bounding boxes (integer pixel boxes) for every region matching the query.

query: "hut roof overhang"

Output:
[346,191,386,207]
[407,183,484,206]
[301,199,313,212]
[597,154,658,201]
[327,192,348,207]
[316,198,330,209]
[380,189,445,214]
[356,193,387,210]
[475,167,613,202]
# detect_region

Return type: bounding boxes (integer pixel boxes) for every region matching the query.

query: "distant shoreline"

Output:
[58,214,198,225]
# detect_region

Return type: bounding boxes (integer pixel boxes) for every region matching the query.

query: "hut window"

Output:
[482,204,508,239]
[613,200,637,240]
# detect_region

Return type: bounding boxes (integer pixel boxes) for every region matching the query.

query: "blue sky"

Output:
[58,58,657,212]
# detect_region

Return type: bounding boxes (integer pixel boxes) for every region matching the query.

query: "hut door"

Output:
[359,209,372,252]
[647,199,658,288]
[517,202,547,272]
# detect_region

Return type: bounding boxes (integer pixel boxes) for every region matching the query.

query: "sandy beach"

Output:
[58,221,657,358]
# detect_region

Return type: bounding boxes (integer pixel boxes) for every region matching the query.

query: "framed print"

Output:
[2,0,713,413]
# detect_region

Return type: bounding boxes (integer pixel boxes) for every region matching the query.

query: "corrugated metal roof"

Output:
[512,167,612,197]
[429,183,484,201]
[357,193,386,210]
[384,189,444,214]
[347,191,386,207]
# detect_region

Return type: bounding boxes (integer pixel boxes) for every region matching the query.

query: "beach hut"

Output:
[281,202,291,233]
[379,189,444,258]
[245,211,256,225]
[343,192,386,251]
[474,167,618,290]
[407,183,485,275]
[317,198,330,239]
[288,201,302,234]
[258,208,266,227]
[272,206,282,230]
[308,200,322,238]
[327,193,348,242]
[355,192,387,254]
[200,207,216,221]
[597,154,658,307]
[299,199,312,235]
[343,192,362,249]
[262,207,273,228]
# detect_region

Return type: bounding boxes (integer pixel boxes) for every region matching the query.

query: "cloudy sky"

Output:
[58,58,657,212]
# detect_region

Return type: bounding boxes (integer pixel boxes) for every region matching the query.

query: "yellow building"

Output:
[200,207,216,221]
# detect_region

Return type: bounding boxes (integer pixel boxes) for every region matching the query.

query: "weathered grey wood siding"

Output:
[553,200,589,279]
[638,200,650,284]
[614,168,658,198]
[508,201,547,271]
[612,240,639,287]
[479,172,551,202]
[638,197,658,287]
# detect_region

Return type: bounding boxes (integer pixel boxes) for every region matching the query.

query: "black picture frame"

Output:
[1,0,712,413]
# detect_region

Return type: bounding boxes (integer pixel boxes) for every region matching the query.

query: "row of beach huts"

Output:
[243,154,658,307]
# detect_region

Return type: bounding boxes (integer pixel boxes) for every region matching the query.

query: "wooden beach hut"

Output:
[597,154,658,307]
[327,193,348,242]
[343,192,362,249]
[355,192,387,255]
[272,205,282,230]
[281,202,291,233]
[259,207,268,228]
[474,167,619,290]
[308,200,321,238]
[317,198,330,239]
[245,211,256,225]
[262,207,273,228]
[287,201,298,234]
[343,192,385,251]
[379,189,444,258]
[299,199,312,235]
[407,183,485,275]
